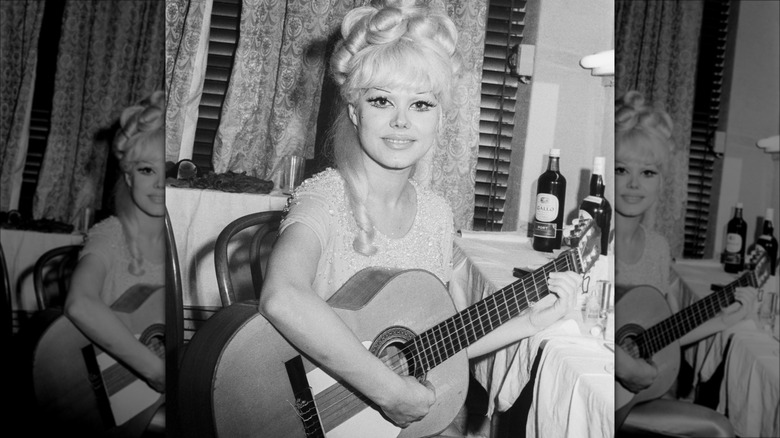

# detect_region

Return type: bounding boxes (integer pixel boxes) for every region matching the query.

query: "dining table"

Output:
[671,258,779,437]
[1,227,85,330]
[449,229,614,438]
[165,186,289,336]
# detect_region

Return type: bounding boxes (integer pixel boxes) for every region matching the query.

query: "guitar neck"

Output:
[408,250,580,374]
[636,272,753,358]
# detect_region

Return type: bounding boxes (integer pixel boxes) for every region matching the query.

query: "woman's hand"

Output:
[528,271,581,331]
[378,376,436,428]
[721,287,757,327]
[615,345,657,394]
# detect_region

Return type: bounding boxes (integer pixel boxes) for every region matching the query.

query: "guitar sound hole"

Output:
[379,343,411,377]
[370,326,418,379]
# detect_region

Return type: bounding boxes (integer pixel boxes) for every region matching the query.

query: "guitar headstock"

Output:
[746,246,771,289]
[562,215,601,274]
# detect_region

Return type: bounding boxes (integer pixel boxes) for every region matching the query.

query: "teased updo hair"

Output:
[615,91,674,174]
[328,0,460,256]
[112,90,165,275]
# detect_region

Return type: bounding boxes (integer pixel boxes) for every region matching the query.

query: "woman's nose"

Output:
[391,109,409,129]
[627,175,639,188]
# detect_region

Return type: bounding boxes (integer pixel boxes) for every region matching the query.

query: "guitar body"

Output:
[178,268,469,438]
[614,285,680,429]
[31,285,165,437]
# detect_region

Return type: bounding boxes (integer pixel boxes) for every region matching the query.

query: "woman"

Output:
[614,90,755,437]
[258,1,581,435]
[64,91,166,432]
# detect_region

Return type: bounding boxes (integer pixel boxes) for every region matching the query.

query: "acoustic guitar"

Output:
[176,218,601,438]
[614,249,770,429]
[30,284,165,437]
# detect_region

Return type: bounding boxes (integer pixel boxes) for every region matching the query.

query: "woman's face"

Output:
[349,86,441,171]
[615,148,662,218]
[124,139,165,218]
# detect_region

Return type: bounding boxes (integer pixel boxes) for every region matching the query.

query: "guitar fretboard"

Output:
[635,271,754,358]
[407,251,581,376]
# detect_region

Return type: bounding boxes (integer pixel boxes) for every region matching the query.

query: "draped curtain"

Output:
[615,0,704,257]
[0,1,46,212]
[166,0,485,230]
[33,0,165,224]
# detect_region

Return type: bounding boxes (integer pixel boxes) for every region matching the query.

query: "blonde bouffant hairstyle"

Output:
[615,90,675,175]
[112,90,165,275]
[328,0,460,256]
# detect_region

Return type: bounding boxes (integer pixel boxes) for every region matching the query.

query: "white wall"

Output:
[507,0,615,233]
[711,0,780,257]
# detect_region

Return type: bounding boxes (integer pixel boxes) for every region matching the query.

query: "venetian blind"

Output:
[191,0,242,174]
[684,0,730,258]
[473,0,525,231]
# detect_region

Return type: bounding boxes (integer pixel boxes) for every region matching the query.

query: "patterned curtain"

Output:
[615,0,704,257]
[166,0,211,163]
[203,0,484,230]
[33,0,165,225]
[0,1,46,212]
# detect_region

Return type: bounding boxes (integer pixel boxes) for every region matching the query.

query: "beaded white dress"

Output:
[280,168,454,300]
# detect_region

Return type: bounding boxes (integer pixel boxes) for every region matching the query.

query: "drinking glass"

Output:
[281,155,305,194]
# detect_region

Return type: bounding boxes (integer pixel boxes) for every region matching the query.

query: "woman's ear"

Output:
[124,171,133,188]
[348,103,359,128]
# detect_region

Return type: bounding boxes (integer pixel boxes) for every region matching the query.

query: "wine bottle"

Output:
[578,156,612,255]
[724,203,747,273]
[533,149,566,252]
[756,208,778,276]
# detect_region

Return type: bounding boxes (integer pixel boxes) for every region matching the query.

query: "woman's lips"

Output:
[621,195,644,204]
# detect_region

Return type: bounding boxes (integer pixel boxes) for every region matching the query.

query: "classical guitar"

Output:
[614,249,770,429]
[177,218,601,438]
[30,284,165,436]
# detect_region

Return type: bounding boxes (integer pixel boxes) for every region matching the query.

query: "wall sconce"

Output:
[580,49,614,86]
[757,135,779,154]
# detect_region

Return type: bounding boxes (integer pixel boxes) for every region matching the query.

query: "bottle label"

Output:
[535,194,559,222]
[725,233,742,253]
[579,210,594,221]
[724,252,742,265]
[533,221,556,238]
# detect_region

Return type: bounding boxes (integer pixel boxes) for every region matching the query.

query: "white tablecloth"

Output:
[1,228,85,314]
[527,331,614,438]
[165,186,289,308]
[717,328,779,438]
[449,231,613,436]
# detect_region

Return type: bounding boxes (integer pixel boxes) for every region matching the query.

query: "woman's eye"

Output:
[367,96,390,108]
[615,167,627,175]
[138,167,154,175]
[411,100,436,111]
[642,170,658,177]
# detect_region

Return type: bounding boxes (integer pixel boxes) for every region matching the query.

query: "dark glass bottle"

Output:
[533,149,566,252]
[578,156,611,255]
[724,203,747,273]
[757,208,778,276]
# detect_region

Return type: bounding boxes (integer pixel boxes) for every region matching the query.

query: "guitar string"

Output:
[311,254,581,419]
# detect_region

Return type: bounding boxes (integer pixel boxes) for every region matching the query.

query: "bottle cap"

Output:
[593,156,605,175]
[736,202,743,209]
[550,149,561,157]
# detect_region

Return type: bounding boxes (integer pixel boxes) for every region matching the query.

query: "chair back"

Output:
[164,209,183,437]
[33,245,82,311]
[214,211,282,307]
[1,241,12,340]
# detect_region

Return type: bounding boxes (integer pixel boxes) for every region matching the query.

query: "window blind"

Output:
[473,0,525,231]
[191,0,242,174]
[684,0,730,258]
